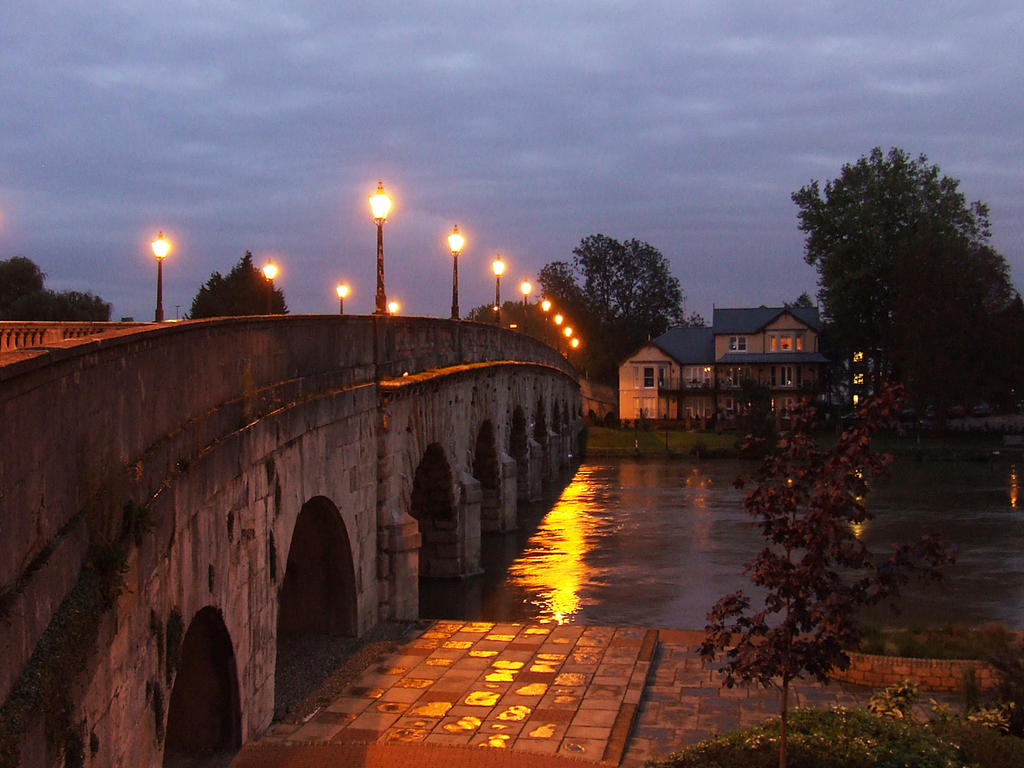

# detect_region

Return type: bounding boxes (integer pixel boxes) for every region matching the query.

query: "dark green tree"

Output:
[792,147,1012,396]
[0,256,110,321]
[189,251,287,318]
[892,238,1014,418]
[538,234,688,383]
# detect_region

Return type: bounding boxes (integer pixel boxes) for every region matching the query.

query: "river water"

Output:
[420,457,1023,630]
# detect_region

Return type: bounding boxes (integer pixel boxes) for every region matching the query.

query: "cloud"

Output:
[0,1,1021,321]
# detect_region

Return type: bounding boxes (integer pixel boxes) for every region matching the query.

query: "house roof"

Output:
[652,326,715,364]
[712,306,821,334]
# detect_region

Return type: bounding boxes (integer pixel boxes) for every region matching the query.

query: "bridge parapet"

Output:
[0,321,149,355]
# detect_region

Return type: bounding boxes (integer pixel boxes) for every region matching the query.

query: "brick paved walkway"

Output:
[233,621,922,767]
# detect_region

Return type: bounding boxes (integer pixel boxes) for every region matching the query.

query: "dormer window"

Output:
[729,336,747,352]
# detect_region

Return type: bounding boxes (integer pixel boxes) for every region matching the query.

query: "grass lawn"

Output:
[584,426,741,457]
[584,424,1016,462]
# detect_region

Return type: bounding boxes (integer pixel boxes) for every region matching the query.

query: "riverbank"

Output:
[583,425,1021,461]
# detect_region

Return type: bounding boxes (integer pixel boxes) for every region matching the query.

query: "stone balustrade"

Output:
[0,321,148,354]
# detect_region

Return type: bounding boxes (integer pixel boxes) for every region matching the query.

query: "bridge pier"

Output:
[378,511,421,622]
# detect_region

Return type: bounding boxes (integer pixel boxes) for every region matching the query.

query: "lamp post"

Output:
[369,180,392,314]
[520,280,531,333]
[152,231,170,322]
[336,283,349,314]
[262,261,278,314]
[541,299,551,343]
[553,313,564,347]
[562,324,572,354]
[448,225,464,320]
[569,336,581,363]
[492,256,505,326]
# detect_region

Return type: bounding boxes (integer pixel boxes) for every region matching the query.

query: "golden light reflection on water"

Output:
[507,470,600,624]
[1011,464,1018,509]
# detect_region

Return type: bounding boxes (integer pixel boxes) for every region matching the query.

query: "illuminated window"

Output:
[853,373,864,385]
[769,336,778,351]
[643,367,654,388]
[729,336,747,351]
[853,351,864,363]
[796,335,804,351]
[780,336,792,351]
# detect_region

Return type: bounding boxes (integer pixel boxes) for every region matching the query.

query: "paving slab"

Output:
[233,623,949,768]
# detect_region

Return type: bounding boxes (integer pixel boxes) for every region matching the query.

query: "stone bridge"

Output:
[0,316,582,768]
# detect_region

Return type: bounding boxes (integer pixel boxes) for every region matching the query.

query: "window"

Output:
[795,334,804,351]
[779,336,792,351]
[774,365,795,386]
[729,336,747,351]
[658,367,665,388]
[769,335,778,351]
[643,367,655,388]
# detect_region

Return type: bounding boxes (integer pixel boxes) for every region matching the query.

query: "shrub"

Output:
[645,707,964,768]
[929,718,1024,767]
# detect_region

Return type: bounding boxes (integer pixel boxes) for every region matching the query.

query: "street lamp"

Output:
[152,231,170,322]
[563,324,573,354]
[336,283,349,314]
[369,180,392,314]
[492,256,505,326]
[520,281,531,333]
[448,225,465,320]
[541,299,551,343]
[262,261,278,314]
[387,300,399,315]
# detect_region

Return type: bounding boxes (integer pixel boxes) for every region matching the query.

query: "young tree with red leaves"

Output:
[700,385,952,768]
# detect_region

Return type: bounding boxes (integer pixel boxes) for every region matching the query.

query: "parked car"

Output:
[970,402,993,417]
[947,405,966,419]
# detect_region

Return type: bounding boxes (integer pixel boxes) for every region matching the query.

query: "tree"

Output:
[189,251,287,318]
[792,147,1012,396]
[785,292,814,309]
[0,256,110,321]
[892,238,1014,418]
[538,234,688,382]
[700,385,951,768]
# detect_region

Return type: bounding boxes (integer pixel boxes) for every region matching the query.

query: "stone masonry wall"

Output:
[832,651,1000,692]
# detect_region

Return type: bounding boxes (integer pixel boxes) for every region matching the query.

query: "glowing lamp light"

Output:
[520,281,531,297]
[387,300,399,314]
[492,256,505,277]
[336,284,349,299]
[554,314,563,326]
[151,231,170,259]
[447,225,464,254]
[563,326,573,338]
[369,180,392,222]
[262,262,278,281]
[541,299,551,313]
[571,337,580,349]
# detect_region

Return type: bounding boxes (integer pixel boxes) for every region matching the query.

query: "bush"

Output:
[930,718,1024,767]
[645,707,964,768]
[857,623,1019,661]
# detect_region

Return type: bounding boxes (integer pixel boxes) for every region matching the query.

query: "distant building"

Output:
[618,306,827,425]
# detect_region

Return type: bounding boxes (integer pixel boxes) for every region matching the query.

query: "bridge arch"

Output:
[163,606,241,766]
[277,495,357,638]
[473,420,503,532]
[411,443,459,578]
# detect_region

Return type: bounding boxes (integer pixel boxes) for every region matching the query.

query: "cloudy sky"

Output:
[1,2,1022,322]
